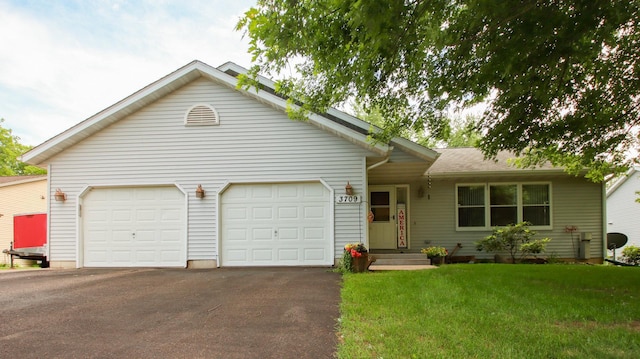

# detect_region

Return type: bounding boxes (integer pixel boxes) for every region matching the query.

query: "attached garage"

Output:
[220,182,332,266]
[82,186,186,267]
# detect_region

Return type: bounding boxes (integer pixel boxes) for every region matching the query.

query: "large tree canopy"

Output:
[238,0,639,181]
[0,118,46,176]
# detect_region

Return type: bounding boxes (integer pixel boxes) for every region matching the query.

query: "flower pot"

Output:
[429,256,444,265]
[351,253,369,272]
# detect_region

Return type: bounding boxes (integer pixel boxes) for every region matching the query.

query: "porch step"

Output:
[369,253,431,266]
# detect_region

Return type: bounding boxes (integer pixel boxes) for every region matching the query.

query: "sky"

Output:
[0,0,256,146]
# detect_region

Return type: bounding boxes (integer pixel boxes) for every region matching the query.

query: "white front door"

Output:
[369,186,397,249]
[82,186,186,267]
[220,182,332,266]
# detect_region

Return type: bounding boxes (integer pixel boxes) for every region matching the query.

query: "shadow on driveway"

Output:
[0,267,341,358]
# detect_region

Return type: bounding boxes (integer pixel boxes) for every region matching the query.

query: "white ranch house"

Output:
[22,61,606,268]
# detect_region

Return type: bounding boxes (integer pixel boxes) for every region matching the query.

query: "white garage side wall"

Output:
[410,175,604,261]
[45,78,372,265]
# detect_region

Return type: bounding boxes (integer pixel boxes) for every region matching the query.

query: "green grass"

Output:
[337,264,640,359]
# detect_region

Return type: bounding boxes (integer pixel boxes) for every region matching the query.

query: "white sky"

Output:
[0,0,256,146]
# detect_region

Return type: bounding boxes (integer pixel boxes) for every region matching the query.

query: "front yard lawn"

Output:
[338,264,640,358]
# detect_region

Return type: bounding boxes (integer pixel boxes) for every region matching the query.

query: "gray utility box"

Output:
[579,232,592,259]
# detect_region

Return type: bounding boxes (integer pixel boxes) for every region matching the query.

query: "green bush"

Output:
[475,222,551,263]
[621,245,640,266]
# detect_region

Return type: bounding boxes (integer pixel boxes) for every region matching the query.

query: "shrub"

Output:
[621,246,640,266]
[420,246,448,258]
[475,222,552,263]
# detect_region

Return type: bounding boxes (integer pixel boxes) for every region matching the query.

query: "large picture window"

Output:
[456,183,551,230]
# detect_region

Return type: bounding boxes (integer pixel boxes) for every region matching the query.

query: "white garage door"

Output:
[83,186,186,267]
[221,182,332,266]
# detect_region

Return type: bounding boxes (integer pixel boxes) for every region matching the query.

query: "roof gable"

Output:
[23,60,419,165]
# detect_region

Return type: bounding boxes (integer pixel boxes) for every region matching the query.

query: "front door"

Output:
[369,186,397,249]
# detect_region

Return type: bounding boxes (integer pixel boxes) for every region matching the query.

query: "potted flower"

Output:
[421,246,448,265]
[343,243,369,272]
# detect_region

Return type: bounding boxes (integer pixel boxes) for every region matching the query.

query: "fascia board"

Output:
[427,169,568,178]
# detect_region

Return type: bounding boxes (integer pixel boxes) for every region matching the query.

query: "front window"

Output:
[456,183,551,230]
[490,184,517,226]
[522,184,551,226]
[457,185,485,227]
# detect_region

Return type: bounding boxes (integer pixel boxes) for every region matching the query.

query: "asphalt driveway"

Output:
[0,267,342,359]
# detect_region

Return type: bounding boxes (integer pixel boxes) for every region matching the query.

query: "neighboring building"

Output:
[21,61,606,268]
[0,176,47,266]
[607,167,640,252]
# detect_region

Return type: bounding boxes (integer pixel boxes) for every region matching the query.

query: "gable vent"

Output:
[185,104,219,126]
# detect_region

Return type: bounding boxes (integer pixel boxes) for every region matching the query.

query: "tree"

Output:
[237,0,640,181]
[353,101,481,148]
[0,118,46,175]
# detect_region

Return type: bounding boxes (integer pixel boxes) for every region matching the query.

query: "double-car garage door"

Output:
[81,182,331,267]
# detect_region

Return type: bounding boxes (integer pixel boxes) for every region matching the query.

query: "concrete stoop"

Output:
[368,253,437,271]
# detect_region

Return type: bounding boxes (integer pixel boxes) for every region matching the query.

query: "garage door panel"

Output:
[278,206,299,219]
[304,248,326,261]
[277,249,299,261]
[304,227,325,240]
[83,186,186,267]
[136,230,155,242]
[160,230,181,243]
[253,207,273,220]
[253,228,273,240]
[226,228,247,241]
[112,230,132,242]
[304,205,325,219]
[160,209,182,222]
[253,249,274,261]
[221,182,331,266]
[278,227,299,240]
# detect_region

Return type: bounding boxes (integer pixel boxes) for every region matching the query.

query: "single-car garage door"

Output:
[221,182,332,266]
[82,186,186,267]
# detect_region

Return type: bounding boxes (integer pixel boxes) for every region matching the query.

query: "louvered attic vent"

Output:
[185,104,219,126]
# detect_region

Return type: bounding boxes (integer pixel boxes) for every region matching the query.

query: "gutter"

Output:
[367,147,393,171]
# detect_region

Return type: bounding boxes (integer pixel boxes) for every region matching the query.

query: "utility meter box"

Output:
[579,232,592,260]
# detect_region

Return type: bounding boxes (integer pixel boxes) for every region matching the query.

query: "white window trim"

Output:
[455,182,552,231]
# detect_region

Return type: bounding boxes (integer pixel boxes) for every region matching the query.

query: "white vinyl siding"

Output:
[607,170,640,250]
[45,78,373,264]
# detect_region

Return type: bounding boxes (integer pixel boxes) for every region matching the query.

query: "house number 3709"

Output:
[335,195,362,204]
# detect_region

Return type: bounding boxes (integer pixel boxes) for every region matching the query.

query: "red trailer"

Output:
[2,213,49,268]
